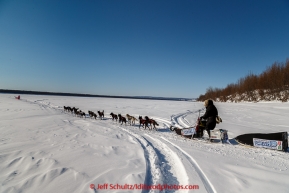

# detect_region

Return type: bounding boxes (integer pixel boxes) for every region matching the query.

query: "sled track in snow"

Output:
[119,127,190,193]
[161,137,217,193]
[143,134,189,186]
[171,112,193,128]
[171,109,205,128]
[121,127,217,193]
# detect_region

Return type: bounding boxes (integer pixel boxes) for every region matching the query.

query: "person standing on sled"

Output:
[200,99,218,139]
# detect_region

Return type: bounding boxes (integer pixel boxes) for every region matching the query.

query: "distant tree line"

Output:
[198,59,289,102]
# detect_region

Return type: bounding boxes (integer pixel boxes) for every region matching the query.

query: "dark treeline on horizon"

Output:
[198,58,289,102]
[0,89,193,102]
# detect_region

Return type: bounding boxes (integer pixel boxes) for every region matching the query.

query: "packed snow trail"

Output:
[120,127,190,193]
[119,126,218,193]
[161,137,217,193]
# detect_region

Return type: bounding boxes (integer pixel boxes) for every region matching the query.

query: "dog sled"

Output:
[170,118,206,139]
[170,118,229,143]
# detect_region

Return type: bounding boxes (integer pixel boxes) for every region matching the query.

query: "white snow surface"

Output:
[0,94,289,193]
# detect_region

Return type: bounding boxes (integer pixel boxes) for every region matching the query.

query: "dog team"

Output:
[63,106,159,130]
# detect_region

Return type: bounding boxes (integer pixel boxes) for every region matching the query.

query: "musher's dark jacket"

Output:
[201,100,218,130]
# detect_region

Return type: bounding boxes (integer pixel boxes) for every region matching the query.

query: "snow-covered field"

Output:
[1,94,289,193]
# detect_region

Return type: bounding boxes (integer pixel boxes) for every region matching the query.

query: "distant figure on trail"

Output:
[15,95,20,100]
[200,99,218,139]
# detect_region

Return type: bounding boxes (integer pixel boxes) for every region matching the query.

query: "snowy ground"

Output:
[0,94,289,193]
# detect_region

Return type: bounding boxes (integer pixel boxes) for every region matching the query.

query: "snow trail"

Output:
[119,127,164,192]
[161,137,217,193]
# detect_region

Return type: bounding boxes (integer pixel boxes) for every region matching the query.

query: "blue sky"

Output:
[0,0,288,98]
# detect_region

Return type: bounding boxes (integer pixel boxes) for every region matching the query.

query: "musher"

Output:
[200,99,218,139]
